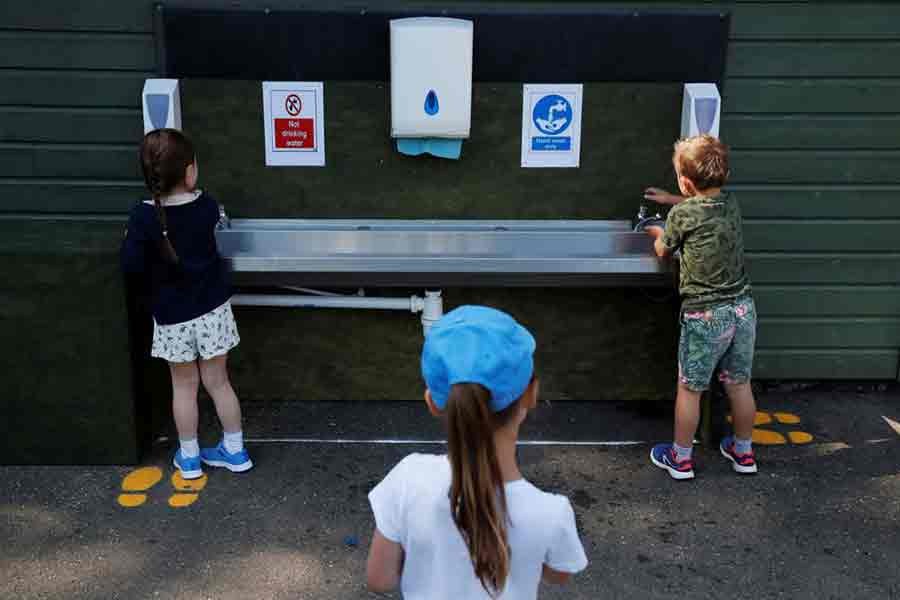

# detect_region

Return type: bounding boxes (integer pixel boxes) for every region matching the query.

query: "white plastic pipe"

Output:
[420,290,443,334]
[232,294,416,311]
[231,290,444,336]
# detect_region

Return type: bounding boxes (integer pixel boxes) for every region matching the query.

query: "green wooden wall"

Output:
[2,0,900,461]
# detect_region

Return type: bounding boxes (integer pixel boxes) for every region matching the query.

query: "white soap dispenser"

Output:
[142,79,182,133]
[681,83,721,139]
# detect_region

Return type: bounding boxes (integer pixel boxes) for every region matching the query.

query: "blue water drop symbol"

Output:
[424,90,439,116]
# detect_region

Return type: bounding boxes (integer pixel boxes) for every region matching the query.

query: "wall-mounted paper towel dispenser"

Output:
[390,17,473,149]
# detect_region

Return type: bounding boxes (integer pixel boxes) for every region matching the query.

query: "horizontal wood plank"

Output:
[0,179,143,213]
[723,79,900,114]
[734,186,900,219]
[743,220,898,252]
[0,70,148,108]
[728,42,900,77]
[0,216,126,254]
[724,115,900,150]
[754,285,900,317]
[754,349,898,379]
[0,31,155,71]
[729,4,900,40]
[758,318,900,348]
[0,107,142,144]
[730,151,900,185]
[0,144,139,179]
[747,254,900,284]
[0,2,152,33]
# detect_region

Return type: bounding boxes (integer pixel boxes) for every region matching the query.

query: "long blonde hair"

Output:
[445,382,519,597]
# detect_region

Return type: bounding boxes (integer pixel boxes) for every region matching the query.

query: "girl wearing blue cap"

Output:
[366,306,588,599]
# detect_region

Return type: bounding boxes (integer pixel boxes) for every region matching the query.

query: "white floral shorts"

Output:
[151,301,240,363]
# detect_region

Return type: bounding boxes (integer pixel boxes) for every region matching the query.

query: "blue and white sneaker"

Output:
[720,435,758,474]
[173,449,204,480]
[650,443,695,480]
[200,442,253,473]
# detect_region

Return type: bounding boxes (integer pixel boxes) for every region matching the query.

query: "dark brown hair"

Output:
[673,134,730,191]
[445,383,520,597]
[139,128,195,263]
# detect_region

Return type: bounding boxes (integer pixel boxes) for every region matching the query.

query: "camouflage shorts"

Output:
[678,296,757,392]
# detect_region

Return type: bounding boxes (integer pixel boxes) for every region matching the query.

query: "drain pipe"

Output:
[231,290,444,336]
[418,291,444,335]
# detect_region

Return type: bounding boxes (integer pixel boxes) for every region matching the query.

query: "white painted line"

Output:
[865,438,892,445]
[244,437,647,447]
[882,416,900,437]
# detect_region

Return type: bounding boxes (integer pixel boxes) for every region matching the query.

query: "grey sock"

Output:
[734,437,752,455]
[673,442,693,462]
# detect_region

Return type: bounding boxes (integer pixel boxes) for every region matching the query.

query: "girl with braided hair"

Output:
[122,128,252,479]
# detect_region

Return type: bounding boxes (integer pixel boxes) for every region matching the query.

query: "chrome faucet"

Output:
[217,204,230,230]
[633,203,663,232]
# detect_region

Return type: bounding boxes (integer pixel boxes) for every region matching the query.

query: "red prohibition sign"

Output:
[285,94,302,116]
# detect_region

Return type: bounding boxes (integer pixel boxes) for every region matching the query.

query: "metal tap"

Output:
[217,204,231,230]
[633,203,663,232]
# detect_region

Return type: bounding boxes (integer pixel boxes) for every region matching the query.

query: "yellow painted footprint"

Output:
[117,466,208,508]
[728,411,814,445]
[118,466,163,507]
[169,471,208,508]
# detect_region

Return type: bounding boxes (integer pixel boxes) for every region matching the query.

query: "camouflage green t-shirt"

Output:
[661,191,752,311]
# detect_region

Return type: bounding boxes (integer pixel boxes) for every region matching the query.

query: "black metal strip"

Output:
[160,6,729,83]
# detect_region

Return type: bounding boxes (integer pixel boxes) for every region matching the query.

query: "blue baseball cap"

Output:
[421,305,536,412]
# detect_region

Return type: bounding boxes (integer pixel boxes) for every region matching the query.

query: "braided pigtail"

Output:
[139,129,195,264]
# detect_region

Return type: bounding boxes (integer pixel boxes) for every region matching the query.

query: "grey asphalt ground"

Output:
[2,388,899,599]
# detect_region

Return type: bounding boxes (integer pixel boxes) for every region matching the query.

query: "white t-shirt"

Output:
[369,453,588,599]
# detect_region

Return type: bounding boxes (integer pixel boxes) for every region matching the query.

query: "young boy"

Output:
[643,135,758,480]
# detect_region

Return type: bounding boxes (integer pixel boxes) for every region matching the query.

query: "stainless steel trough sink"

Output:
[216,219,671,287]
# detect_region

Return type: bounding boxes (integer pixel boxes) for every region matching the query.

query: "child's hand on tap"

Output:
[644,187,683,206]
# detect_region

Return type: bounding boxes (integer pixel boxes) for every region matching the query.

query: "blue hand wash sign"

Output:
[532,94,572,151]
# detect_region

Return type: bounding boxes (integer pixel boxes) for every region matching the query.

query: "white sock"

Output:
[223,430,244,454]
[734,437,753,455]
[180,438,200,458]
[673,442,693,462]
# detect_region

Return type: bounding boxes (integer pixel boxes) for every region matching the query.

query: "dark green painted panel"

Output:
[754,349,898,380]
[724,115,900,150]
[730,151,900,185]
[183,79,681,219]
[0,32,155,71]
[229,287,679,403]
[734,186,900,219]
[758,318,900,349]
[743,220,898,252]
[0,71,149,108]
[723,79,900,114]
[747,254,900,285]
[180,79,684,399]
[0,219,138,464]
[754,286,900,317]
[0,108,142,144]
[0,180,143,213]
[0,1,152,32]
[728,4,900,40]
[0,144,140,179]
[728,42,900,78]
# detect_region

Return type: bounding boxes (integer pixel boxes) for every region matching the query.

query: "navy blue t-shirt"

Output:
[121,191,230,325]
